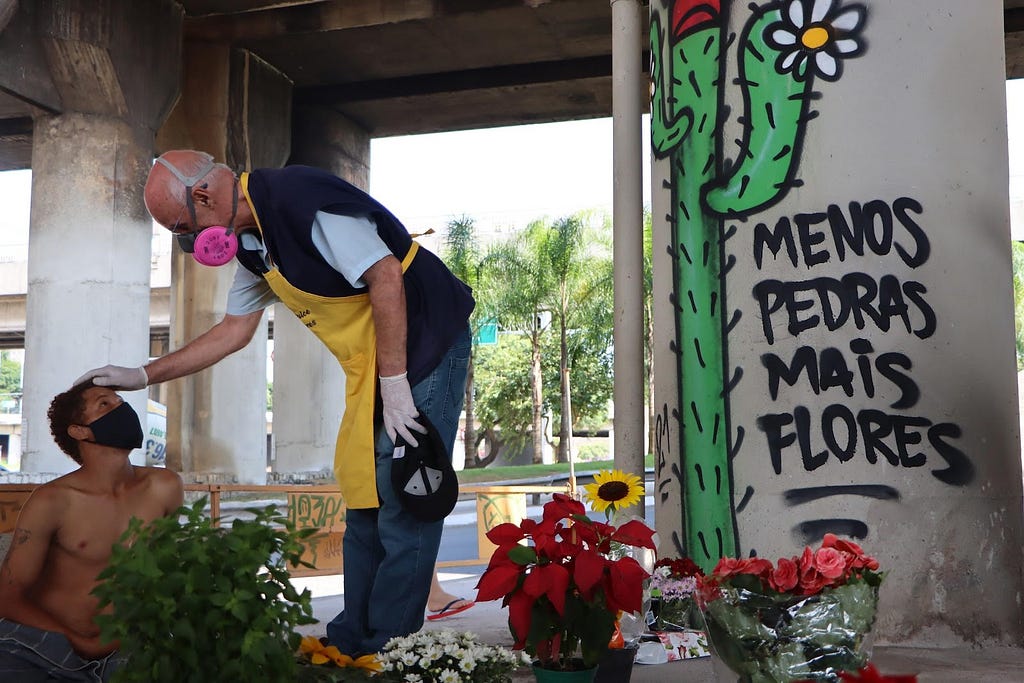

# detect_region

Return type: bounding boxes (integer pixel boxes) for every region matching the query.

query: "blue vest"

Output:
[244,165,474,384]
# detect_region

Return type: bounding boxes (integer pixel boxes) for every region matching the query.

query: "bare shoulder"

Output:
[135,466,184,512]
[11,479,71,535]
[23,477,73,512]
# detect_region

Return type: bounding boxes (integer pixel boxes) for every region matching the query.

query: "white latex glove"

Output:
[74,365,149,390]
[379,371,427,447]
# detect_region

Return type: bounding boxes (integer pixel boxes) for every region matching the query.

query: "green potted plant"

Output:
[93,497,320,682]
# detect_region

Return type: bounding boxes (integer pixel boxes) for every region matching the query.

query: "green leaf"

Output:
[508,545,538,565]
[94,498,316,682]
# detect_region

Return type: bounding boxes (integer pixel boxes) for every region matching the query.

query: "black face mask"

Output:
[86,401,144,450]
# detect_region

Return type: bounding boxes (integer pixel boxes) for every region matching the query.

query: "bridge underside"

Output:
[1,1,1022,171]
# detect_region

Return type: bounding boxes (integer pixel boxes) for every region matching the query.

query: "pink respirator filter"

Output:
[192,227,238,267]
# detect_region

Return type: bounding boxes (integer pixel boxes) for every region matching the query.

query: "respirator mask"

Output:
[156,154,239,267]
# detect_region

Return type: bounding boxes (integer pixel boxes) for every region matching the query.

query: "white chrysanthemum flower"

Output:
[420,644,443,663]
[765,0,866,81]
[374,629,518,683]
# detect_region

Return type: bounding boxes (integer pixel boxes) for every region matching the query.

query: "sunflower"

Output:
[583,469,645,518]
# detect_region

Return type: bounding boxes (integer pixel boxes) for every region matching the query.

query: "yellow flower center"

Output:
[598,480,631,503]
[801,26,830,50]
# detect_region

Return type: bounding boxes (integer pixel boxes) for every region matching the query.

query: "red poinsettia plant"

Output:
[475,493,656,671]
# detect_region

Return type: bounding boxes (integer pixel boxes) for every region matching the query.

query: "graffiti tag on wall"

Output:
[652,0,871,569]
[653,0,978,567]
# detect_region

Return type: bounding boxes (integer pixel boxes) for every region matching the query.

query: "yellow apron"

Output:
[240,174,419,509]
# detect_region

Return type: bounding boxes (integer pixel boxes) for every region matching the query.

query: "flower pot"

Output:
[594,644,637,683]
[531,660,598,682]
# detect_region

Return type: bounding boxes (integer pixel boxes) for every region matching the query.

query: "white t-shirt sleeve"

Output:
[226,252,279,315]
[311,211,392,288]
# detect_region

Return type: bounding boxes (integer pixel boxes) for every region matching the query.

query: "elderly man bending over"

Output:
[0,382,183,682]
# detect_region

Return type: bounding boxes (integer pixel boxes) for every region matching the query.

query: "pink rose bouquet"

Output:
[699,535,883,682]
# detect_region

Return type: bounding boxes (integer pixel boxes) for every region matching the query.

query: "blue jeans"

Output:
[0,619,125,682]
[326,327,471,655]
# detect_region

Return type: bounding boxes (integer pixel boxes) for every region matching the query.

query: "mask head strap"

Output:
[155,153,216,236]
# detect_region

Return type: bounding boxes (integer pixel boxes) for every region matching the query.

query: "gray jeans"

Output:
[0,619,125,682]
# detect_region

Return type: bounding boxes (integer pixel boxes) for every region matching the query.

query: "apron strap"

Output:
[402,241,419,272]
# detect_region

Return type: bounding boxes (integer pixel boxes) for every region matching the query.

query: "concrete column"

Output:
[21,0,182,473]
[270,308,344,473]
[271,107,369,474]
[157,46,291,484]
[23,117,154,472]
[290,105,370,188]
[610,0,646,513]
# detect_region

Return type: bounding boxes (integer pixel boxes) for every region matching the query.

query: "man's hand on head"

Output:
[379,372,427,446]
[74,365,148,391]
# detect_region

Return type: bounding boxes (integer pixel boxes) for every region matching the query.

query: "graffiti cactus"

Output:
[651,0,866,571]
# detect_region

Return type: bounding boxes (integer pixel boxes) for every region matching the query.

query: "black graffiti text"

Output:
[762,338,918,409]
[753,272,936,344]
[757,405,973,486]
[753,197,929,270]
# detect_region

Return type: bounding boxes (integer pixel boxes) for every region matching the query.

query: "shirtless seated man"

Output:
[0,382,183,682]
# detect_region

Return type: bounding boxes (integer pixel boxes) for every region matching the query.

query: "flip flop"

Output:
[426,598,475,621]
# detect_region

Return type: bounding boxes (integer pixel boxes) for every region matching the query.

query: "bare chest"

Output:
[55,490,165,562]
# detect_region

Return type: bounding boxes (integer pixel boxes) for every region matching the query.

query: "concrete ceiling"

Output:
[2,1,1024,170]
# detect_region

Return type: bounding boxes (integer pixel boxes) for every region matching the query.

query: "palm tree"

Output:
[481,226,553,464]
[543,213,613,469]
[442,215,485,468]
[643,209,655,458]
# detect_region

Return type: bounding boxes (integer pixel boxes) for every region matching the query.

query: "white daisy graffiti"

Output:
[765,0,867,82]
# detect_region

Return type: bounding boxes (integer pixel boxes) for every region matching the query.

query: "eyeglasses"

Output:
[155,153,216,253]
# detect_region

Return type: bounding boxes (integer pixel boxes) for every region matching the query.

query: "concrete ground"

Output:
[294,570,1024,682]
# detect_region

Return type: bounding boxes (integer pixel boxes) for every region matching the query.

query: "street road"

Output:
[437,496,656,566]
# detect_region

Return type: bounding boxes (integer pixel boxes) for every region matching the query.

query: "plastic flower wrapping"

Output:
[649,556,704,631]
[376,629,520,683]
[700,534,882,682]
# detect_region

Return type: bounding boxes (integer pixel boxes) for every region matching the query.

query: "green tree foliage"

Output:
[473,333,535,460]
[540,214,615,441]
[0,351,22,405]
[469,212,616,466]
[1013,241,1024,370]
[441,216,489,467]
[541,213,611,464]
[643,209,655,457]
[479,228,553,463]
[541,327,613,434]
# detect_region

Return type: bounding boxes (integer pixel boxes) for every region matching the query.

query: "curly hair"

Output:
[47,381,95,463]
